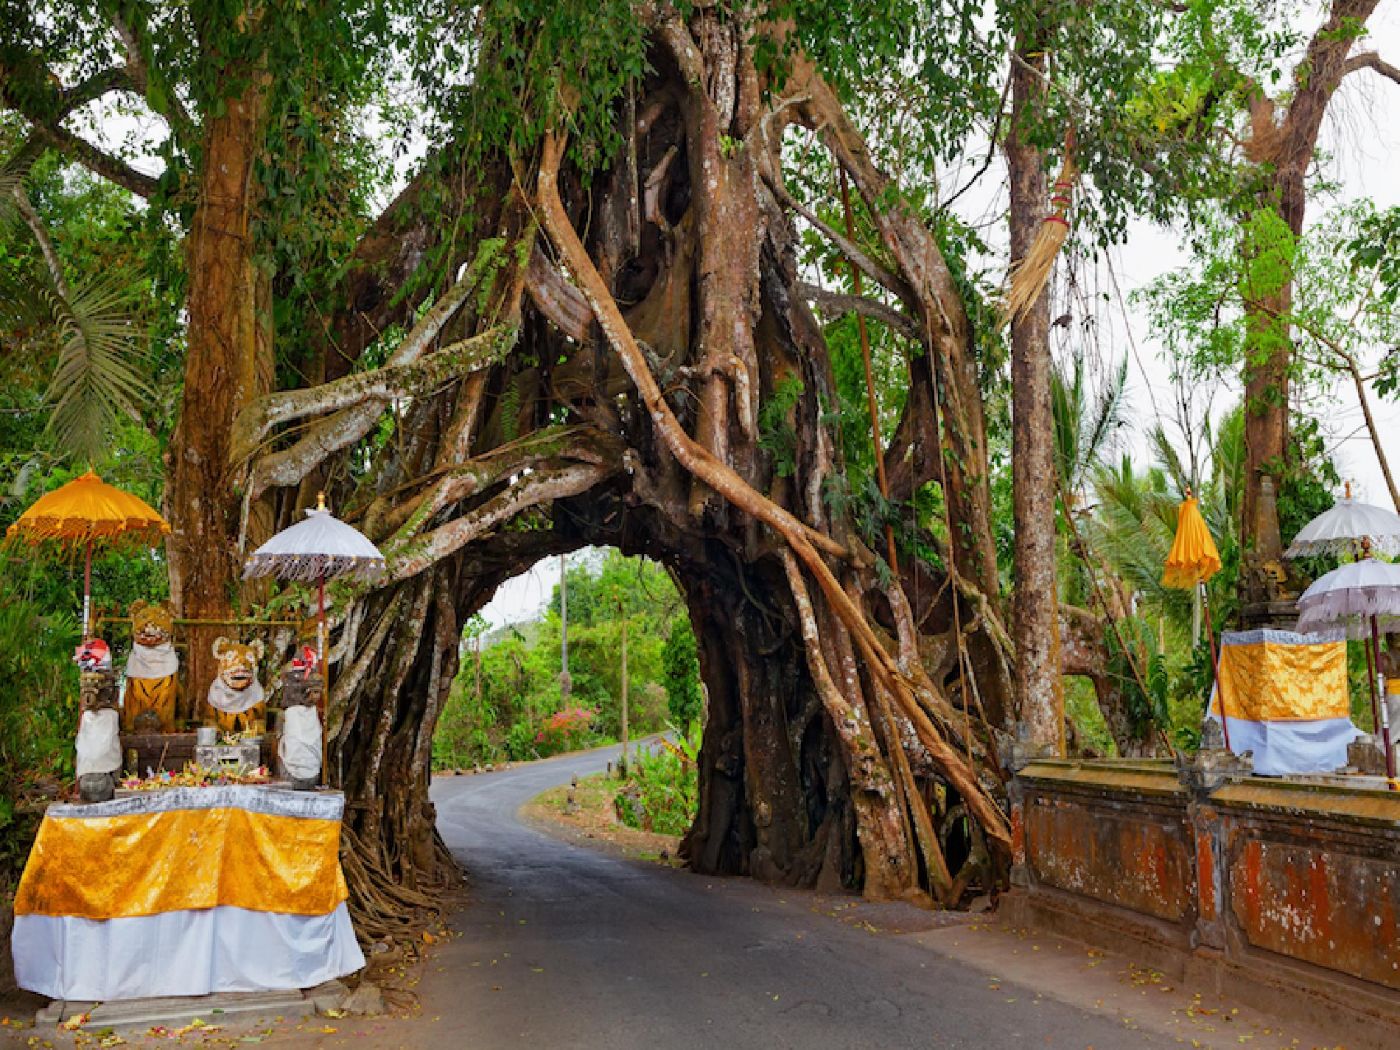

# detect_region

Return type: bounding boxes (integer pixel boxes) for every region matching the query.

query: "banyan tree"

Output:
[3,0,1251,931]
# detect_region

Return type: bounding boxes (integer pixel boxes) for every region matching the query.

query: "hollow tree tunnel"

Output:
[235,16,1046,939]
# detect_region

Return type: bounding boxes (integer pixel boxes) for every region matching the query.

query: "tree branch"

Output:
[10,184,70,299]
[28,123,159,197]
[798,281,918,340]
[107,6,196,145]
[1343,50,1400,87]
[233,321,514,465]
[1,62,159,197]
[382,459,614,583]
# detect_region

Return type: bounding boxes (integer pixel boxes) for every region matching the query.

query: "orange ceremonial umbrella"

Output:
[1163,494,1222,589]
[6,471,169,639]
[1162,490,1229,748]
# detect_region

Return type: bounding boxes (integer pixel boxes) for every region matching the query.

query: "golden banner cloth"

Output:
[1216,634,1348,722]
[14,804,348,920]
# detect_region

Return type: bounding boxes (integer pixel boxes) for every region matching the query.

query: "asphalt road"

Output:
[425,742,1180,1050]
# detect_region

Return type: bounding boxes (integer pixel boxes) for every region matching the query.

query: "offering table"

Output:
[10,785,364,1001]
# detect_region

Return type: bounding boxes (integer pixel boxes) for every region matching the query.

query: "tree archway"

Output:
[223,15,1019,935]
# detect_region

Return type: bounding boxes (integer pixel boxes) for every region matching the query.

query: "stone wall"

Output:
[1003,756,1400,1043]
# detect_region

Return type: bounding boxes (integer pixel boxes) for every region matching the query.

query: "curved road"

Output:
[424,743,1181,1050]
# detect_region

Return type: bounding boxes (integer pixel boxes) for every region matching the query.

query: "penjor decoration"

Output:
[1003,128,1077,326]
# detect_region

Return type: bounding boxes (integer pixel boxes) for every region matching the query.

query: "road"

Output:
[423,742,1184,1050]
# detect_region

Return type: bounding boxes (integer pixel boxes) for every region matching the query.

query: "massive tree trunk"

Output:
[233,15,1016,927]
[166,66,269,715]
[1239,0,1380,579]
[1005,30,1063,752]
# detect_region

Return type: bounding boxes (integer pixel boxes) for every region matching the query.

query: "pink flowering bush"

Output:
[533,706,596,757]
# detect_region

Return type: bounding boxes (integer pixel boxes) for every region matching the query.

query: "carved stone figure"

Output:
[277,656,322,790]
[205,637,267,734]
[122,600,179,732]
[76,670,121,802]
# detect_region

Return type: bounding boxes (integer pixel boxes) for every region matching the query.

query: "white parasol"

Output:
[1295,556,1400,780]
[242,494,384,666]
[1284,484,1400,559]
[1296,559,1400,634]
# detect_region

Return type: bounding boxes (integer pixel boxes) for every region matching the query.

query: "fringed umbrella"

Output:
[5,471,169,638]
[1284,481,1400,559]
[243,494,383,788]
[1296,555,1400,781]
[242,493,384,667]
[1162,490,1230,748]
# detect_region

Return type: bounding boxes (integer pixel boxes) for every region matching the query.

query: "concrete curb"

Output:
[34,980,345,1032]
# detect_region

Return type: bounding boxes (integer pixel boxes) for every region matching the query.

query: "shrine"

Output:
[6,476,375,1002]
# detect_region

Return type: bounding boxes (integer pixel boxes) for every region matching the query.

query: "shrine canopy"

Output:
[242,498,383,584]
[5,471,169,637]
[6,471,168,549]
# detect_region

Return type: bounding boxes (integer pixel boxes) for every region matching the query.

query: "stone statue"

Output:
[277,649,323,790]
[76,669,121,802]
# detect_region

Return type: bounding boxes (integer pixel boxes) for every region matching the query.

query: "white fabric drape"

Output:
[13,903,364,1000]
[74,709,120,777]
[278,706,322,782]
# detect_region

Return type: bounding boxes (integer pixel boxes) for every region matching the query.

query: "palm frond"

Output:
[41,271,151,461]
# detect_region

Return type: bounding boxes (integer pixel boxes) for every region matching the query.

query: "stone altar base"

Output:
[121,732,276,773]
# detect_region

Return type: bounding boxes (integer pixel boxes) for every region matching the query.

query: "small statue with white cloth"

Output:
[277,647,323,789]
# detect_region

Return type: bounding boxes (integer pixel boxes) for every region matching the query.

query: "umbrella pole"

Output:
[1369,614,1396,783]
[82,539,93,640]
[1201,583,1231,752]
[319,574,328,789]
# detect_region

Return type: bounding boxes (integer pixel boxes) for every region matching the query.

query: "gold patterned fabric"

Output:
[14,792,347,920]
[1215,634,1349,722]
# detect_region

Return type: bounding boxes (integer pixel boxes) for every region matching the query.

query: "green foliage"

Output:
[0,579,77,885]
[434,551,691,770]
[661,619,702,728]
[757,375,805,478]
[614,723,701,838]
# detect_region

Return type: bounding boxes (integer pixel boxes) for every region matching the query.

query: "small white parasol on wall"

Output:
[1285,482,1400,559]
[1296,555,1400,781]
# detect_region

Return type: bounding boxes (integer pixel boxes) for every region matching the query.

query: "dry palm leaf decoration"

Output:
[1002,128,1078,327]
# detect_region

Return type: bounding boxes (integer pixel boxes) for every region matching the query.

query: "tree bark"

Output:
[165,67,269,715]
[1006,34,1064,752]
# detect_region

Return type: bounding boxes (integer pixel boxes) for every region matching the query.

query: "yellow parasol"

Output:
[1163,495,1222,588]
[6,471,169,638]
[1162,491,1229,748]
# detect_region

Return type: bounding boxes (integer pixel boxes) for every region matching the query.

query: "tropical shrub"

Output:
[535,706,596,756]
[614,723,700,837]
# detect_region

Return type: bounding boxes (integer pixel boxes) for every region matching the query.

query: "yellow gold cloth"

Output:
[1215,637,1348,722]
[14,805,347,920]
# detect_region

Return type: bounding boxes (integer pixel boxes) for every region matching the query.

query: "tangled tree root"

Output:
[342,826,464,946]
